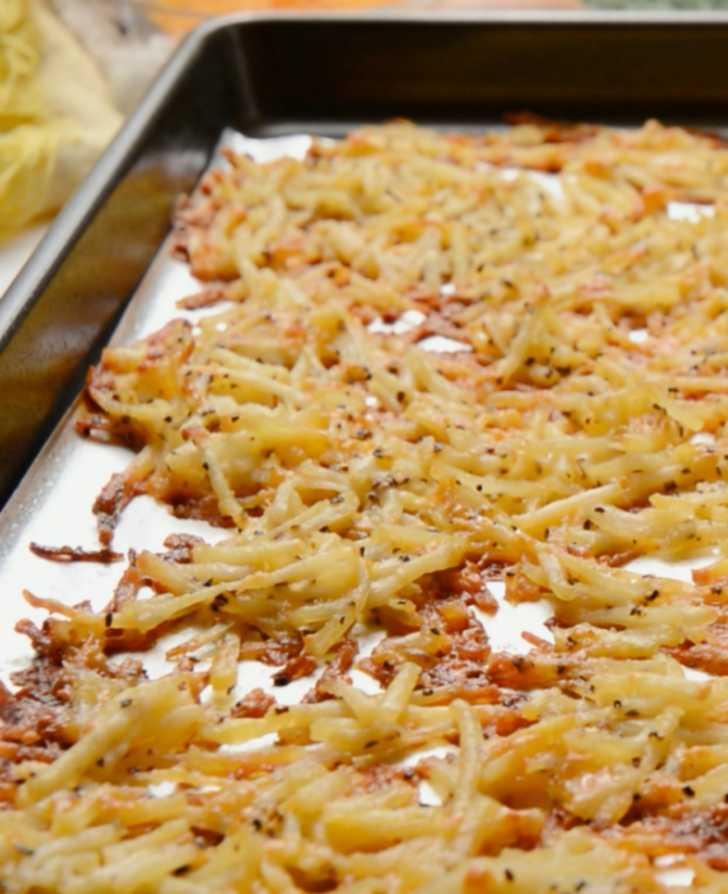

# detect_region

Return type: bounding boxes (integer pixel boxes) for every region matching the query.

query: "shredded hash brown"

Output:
[5,119,728,891]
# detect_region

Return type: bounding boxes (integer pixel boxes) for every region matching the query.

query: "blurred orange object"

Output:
[148,0,391,34]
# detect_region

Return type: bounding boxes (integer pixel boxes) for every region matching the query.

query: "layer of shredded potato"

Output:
[5,119,728,892]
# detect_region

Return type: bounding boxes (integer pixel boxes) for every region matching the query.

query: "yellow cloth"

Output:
[0,0,121,240]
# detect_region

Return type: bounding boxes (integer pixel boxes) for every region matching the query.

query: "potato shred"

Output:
[5,120,728,892]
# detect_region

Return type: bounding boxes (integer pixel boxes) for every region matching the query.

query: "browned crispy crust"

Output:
[29,543,123,564]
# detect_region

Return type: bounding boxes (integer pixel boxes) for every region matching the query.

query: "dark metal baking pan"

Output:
[3,11,728,507]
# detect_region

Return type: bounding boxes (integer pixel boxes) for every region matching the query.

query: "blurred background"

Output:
[0,0,725,292]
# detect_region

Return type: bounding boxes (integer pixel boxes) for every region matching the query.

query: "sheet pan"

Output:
[3,19,728,883]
